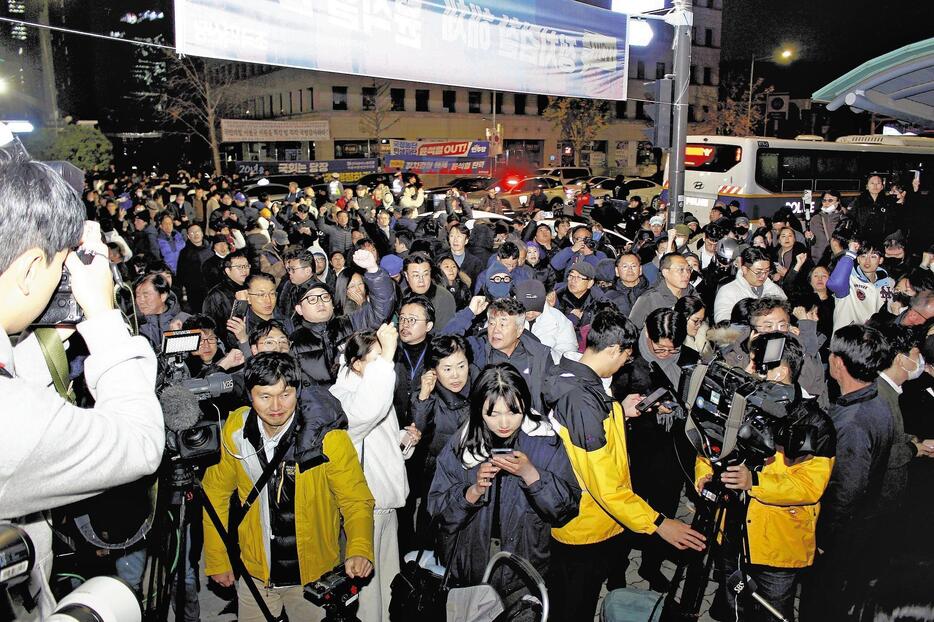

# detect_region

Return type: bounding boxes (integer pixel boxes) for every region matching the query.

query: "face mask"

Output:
[903,353,925,381]
[735,227,748,237]
[486,280,511,299]
[821,204,837,213]
[592,230,604,242]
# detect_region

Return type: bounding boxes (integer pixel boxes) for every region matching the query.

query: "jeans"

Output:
[720,555,798,622]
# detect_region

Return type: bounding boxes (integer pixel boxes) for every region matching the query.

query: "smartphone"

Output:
[230,300,249,320]
[636,388,668,412]
[491,448,514,456]
[540,211,554,219]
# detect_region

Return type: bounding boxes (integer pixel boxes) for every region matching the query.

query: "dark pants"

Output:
[719,554,798,622]
[547,534,627,622]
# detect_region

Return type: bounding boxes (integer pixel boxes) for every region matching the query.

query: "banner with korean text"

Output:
[388,139,490,158]
[383,155,492,175]
[236,159,378,183]
[176,0,629,100]
[221,119,330,142]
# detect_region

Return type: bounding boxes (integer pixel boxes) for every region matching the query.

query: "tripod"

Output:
[143,462,201,622]
[663,463,790,622]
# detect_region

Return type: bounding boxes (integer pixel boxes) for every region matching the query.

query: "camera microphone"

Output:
[726,571,790,622]
[158,384,202,432]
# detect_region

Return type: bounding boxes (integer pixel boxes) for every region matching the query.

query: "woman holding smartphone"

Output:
[428,364,580,619]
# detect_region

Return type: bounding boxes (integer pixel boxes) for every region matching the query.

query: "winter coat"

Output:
[713,274,787,324]
[527,303,578,364]
[849,191,900,244]
[630,279,696,329]
[139,292,191,352]
[428,427,580,591]
[315,214,355,254]
[807,209,844,263]
[176,241,213,313]
[603,275,651,316]
[156,229,186,273]
[202,276,245,344]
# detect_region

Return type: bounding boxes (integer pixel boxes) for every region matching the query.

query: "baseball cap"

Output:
[233,192,246,202]
[569,261,596,280]
[649,215,666,227]
[674,224,692,237]
[512,279,546,313]
[272,229,289,246]
[379,254,404,277]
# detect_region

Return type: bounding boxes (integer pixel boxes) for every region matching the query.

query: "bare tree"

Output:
[693,74,774,137]
[543,97,612,166]
[358,80,401,161]
[158,53,235,175]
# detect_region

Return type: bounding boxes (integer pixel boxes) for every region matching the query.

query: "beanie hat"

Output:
[595,258,617,283]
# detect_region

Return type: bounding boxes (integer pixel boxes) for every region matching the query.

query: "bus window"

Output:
[780,153,812,192]
[684,144,742,172]
[756,150,781,192]
[815,152,859,192]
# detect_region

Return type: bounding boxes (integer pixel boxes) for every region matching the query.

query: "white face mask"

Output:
[904,353,926,381]
[821,204,837,213]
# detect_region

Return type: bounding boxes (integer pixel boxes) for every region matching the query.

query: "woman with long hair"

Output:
[428,363,580,619]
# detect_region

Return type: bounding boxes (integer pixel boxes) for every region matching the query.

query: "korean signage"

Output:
[176,0,629,100]
[383,155,492,176]
[221,119,330,143]
[388,139,490,158]
[235,159,378,183]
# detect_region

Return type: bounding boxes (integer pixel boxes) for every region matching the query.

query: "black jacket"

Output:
[176,241,213,313]
[202,276,245,343]
[603,275,651,316]
[849,191,900,245]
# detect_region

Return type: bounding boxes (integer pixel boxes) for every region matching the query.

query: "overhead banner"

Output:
[236,159,378,182]
[221,119,331,142]
[389,139,490,158]
[176,0,629,100]
[383,155,492,176]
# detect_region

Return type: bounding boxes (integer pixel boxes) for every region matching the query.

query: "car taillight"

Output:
[506,178,520,186]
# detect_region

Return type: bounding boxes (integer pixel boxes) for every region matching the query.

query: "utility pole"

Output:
[37,0,60,126]
[665,0,692,226]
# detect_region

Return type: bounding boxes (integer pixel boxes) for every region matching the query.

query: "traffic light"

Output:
[644,77,673,150]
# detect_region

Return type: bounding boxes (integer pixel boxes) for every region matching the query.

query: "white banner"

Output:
[220,119,330,143]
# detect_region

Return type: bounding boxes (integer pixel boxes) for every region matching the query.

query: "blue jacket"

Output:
[428,429,580,591]
[157,230,186,273]
[549,246,607,273]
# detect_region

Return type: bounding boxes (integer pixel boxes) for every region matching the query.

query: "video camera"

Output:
[304,564,364,621]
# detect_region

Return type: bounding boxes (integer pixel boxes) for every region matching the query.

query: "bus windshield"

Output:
[684,144,742,173]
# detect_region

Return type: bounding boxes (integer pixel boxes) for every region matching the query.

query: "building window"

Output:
[689,104,697,122]
[304,87,314,112]
[537,95,549,115]
[391,88,405,111]
[656,62,666,79]
[332,86,348,111]
[514,93,527,115]
[615,101,626,119]
[705,28,713,47]
[443,90,456,113]
[636,60,645,79]
[491,92,503,114]
[469,91,482,113]
[635,101,645,119]
[690,65,697,85]
[703,67,713,85]
[362,86,376,111]
[415,89,430,112]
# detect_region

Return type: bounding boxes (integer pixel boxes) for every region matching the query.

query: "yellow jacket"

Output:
[695,452,833,568]
[202,406,375,585]
[546,358,660,545]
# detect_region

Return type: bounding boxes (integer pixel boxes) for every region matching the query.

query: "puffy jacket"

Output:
[292,268,396,385]
[315,214,355,254]
[411,379,473,463]
[139,292,191,352]
[630,278,695,329]
[603,275,651,316]
[553,284,608,337]
[157,229,186,273]
[427,427,580,590]
[695,449,833,567]
[330,357,413,510]
[176,241,213,312]
[202,406,375,586]
[849,191,899,244]
[527,303,578,363]
[549,246,607,275]
[713,273,787,324]
[543,357,661,545]
[827,251,895,332]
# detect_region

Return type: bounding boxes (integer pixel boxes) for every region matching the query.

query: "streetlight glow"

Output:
[0,78,7,94]
[781,49,793,59]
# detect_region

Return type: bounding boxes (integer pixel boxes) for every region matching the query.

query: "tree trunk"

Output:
[207,109,221,176]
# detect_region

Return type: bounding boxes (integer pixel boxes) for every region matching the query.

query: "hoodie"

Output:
[827,251,895,332]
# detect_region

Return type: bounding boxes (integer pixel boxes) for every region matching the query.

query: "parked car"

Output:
[465,176,567,215]
[424,176,493,210]
[536,166,592,184]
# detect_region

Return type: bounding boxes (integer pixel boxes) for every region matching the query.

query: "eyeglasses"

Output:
[688,317,705,326]
[286,264,311,273]
[259,338,290,348]
[651,342,681,355]
[229,264,250,271]
[748,267,772,277]
[754,321,788,332]
[199,337,218,345]
[618,263,640,271]
[567,272,593,281]
[489,275,512,284]
[248,291,276,300]
[301,293,333,305]
[398,315,429,326]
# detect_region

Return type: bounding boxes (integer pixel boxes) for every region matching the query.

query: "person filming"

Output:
[0,152,165,617]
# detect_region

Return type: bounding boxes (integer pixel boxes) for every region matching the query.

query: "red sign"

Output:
[684,145,715,168]
[416,141,474,157]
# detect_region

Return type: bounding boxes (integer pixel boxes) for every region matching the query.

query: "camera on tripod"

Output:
[304,564,364,620]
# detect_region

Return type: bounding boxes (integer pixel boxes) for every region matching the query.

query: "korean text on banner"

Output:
[221,119,330,142]
[176,0,629,101]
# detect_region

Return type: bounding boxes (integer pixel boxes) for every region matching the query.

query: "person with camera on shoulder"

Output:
[696,334,835,621]
[0,155,165,618]
[201,352,375,622]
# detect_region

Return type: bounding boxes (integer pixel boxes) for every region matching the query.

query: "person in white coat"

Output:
[329,323,421,622]
[514,279,578,363]
[713,246,786,324]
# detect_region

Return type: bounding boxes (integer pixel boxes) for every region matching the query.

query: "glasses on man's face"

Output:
[230,263,250,272]
[748,266,771,277]
[286,264,311,273]
[248,291,276,300]
[618,263,639,271]
[688,316,704,326]
[259,338,290,349]
[568,272,592,282]
[489,275,512,284]
[302,293,333,305]
[651,342,681,355]
[755,321,788,333]
[200,337,218,346]
[398,315,429,326]
[408,271,431,281]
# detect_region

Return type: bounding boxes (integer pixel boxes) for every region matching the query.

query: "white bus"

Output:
[661,135,934,220]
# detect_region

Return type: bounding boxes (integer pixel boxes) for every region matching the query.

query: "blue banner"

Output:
[176,0,629,100]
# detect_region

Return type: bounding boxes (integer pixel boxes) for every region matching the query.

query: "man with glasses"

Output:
[291,249,396,386]
[713,246,787,324]
[630,253,695,329]
[805,190,844,263]
[827,239,895,332]
[250,319,292,355]
[203,249,251,343]
[604,252,651,315]
[550,225,608,274]
[403,252,456,331]
[555,261,605,338]
[277,250,316,318]
[227,273,292,358]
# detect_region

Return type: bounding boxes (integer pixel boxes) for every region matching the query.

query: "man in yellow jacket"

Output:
[202,352,375,622]
[544,309,706,622]
[696,335,835,621]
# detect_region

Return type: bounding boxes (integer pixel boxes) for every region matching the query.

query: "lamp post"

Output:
[747,49,793,131]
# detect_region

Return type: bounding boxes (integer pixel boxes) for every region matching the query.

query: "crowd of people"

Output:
[10,161,934,622]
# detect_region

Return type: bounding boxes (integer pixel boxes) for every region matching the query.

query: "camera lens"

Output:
[181,426,211,449]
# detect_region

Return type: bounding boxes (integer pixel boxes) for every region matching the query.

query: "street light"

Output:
[747,47,795,130]
[0,78,8,95]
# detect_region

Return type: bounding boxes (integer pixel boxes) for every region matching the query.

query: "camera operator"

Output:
[0,155,164,617]
[696,335,834,621]
[201,352,374,622]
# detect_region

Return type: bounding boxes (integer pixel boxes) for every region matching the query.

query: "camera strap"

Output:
[34,328,75,402]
